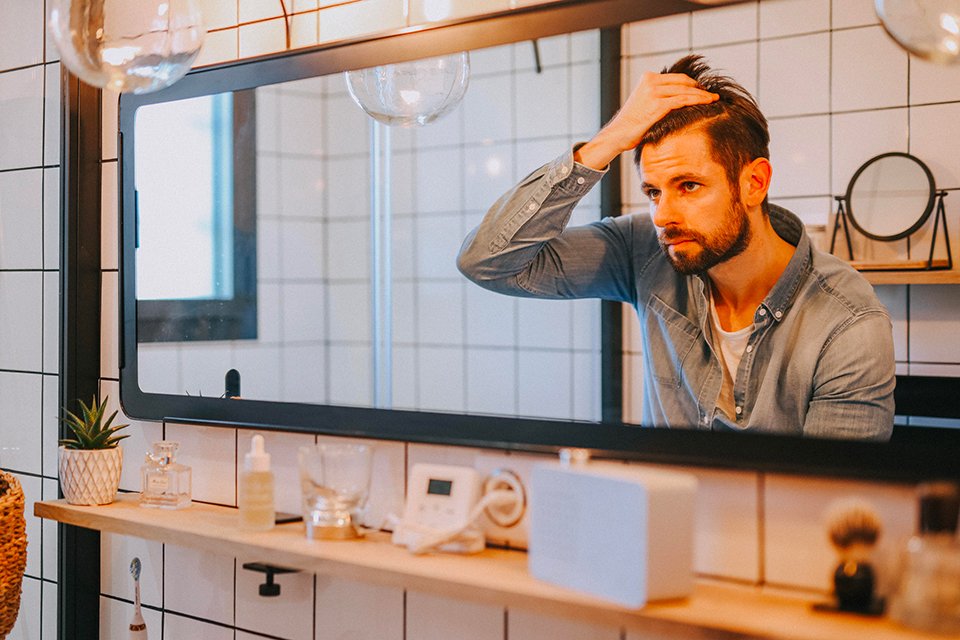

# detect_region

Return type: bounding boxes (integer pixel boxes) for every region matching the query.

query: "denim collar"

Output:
[694,204,810,324]
[763,204,811,322]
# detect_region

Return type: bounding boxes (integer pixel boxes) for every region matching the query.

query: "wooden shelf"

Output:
[36,496,946,640]
[859,269,960,285]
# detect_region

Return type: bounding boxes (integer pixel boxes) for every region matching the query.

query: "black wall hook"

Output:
[241,562,301,597]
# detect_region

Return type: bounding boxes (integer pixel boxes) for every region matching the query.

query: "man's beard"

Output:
[658,200,752,275]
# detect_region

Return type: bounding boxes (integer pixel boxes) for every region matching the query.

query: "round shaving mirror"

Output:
[845,152,936,242]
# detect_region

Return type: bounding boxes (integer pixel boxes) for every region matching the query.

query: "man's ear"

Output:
[740,157,772,207]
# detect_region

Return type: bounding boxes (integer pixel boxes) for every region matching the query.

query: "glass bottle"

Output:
[140,441,192,509]
[889,481,960,633]
[238,434,275,531]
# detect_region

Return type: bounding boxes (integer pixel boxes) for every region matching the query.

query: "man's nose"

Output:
[651,194,682,229]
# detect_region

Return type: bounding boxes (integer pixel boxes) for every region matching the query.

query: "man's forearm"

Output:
[457,148,602,287]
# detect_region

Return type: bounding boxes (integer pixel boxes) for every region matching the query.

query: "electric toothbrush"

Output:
[129,557,148,639]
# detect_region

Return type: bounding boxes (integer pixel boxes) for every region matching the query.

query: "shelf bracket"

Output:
[241,561,301,597]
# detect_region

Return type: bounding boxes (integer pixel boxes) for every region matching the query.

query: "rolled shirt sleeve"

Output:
[457,147,638,303]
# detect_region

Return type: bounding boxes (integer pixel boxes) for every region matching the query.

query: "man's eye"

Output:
[681,182,701,193]
[645,189,661,201]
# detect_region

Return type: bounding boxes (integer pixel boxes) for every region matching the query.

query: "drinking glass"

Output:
[298,443,372,539]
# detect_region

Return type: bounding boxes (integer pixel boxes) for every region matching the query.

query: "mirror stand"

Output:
[830,151,953,272]
[830,190,952,272]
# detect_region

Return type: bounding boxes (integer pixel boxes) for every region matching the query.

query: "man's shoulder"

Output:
[804,246,889,318]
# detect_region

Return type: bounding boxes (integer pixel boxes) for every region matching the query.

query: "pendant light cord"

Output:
[278,0,292,49]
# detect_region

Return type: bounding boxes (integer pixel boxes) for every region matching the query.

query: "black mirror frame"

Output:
[116,0,960,481]
[845,151,936,242]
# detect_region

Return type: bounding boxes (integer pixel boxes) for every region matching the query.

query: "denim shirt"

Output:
[457,148,895,441]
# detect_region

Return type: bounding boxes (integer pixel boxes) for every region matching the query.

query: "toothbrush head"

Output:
[130,557,142,581]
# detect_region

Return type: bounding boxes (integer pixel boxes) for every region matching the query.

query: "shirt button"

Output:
[561,165,570,175]
[746,345,753,353]
[527,203,536,211]
[758,308,767,316]
[735,406,742,415]
[774,310,782,319]
[576,177,585,184]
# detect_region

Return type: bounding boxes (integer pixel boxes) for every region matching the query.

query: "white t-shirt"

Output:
[708,291,754,419]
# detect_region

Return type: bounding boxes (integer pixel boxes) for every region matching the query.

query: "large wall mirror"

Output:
[118,0,960,480]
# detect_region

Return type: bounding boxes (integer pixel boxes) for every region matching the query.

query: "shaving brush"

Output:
[825,499,884,614]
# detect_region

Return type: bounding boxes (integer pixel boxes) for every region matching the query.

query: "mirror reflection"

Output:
[129,23,960,442]
[135,32,604,422]
[459,54,895,441]
[848,153,934,240]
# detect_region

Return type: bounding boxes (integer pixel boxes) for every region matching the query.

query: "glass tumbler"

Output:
[298,444,373,539]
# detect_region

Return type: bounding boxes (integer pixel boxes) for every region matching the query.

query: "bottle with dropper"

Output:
[239,434,275,531]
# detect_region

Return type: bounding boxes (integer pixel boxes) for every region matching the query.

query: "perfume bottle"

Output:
[890,481,960,634]
[140,441,192,509]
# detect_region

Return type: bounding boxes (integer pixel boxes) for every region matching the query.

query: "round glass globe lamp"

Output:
[345,52,470,127]
[876,0,960,63]
[49,0,206,94]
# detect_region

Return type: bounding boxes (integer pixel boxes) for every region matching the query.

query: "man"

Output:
[457,55,895,441]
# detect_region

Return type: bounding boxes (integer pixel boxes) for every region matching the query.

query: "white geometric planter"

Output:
[58,446,123,505]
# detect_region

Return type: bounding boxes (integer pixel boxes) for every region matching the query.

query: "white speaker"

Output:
[528,461,697,608]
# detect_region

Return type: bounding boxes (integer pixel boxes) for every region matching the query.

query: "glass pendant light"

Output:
[49,0,206,94]
[876,0,960,64]
[345,52,470,127]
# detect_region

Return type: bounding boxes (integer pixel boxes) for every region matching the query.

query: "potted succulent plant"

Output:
[58,395,129,505]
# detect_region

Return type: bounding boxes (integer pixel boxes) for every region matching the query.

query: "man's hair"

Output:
[633,55,770,212]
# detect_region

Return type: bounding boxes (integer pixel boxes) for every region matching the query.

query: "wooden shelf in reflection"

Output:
[36,495,948,640]
[855,264,960,285]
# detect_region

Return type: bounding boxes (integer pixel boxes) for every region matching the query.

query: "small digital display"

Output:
[427,478,453,496]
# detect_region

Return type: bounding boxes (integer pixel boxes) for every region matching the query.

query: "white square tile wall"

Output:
[0,373,43,475]
[0,169,43,270]
[0,67,43,171]
[910,102,960,189]
[42,168,60,270]
[405,590,504,640]
[759,0,829,38]
[759,33,829,117]
[691,1,757,48]
[163,545,235,624]
[99,272,119,378]
[625,12,690,57]
[163,612,233,639]
[509,610,621,640]
[0,272,43,371]
[831,26,908,112]
[315,575,404,638]
[832,0,880,29]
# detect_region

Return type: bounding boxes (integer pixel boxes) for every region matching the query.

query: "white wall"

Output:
[0,0,62,636]
[0,1,951,639]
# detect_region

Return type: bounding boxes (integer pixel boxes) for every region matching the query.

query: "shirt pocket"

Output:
[642,294,700,388]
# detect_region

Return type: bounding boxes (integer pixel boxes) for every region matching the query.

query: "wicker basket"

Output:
[0,471,27,639]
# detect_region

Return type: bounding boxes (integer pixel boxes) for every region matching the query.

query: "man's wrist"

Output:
[574,129,629,171]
